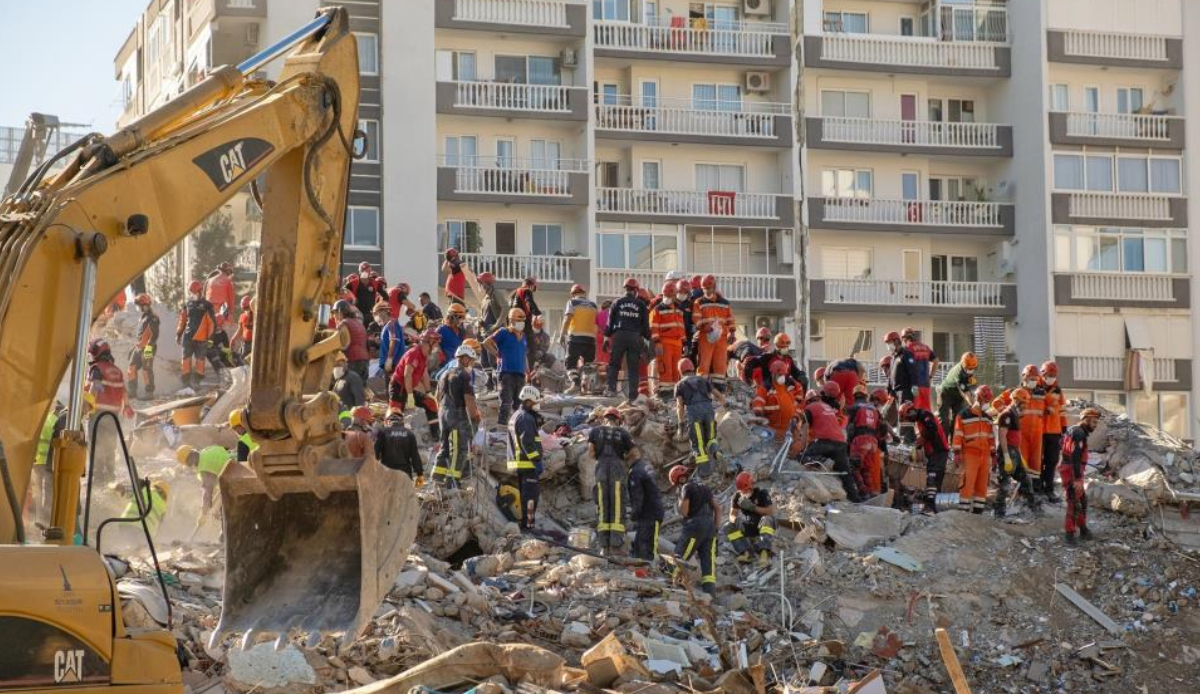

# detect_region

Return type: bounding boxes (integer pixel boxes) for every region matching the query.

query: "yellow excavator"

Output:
[0,7,416,690]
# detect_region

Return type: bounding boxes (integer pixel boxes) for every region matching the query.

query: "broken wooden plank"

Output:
[1055,583,1120,635]
[935,627,973,694]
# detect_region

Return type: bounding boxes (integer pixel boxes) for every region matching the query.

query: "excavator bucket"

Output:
[214,457,418,640]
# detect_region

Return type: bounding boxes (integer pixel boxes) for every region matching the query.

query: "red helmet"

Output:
[804,389,820,403]
[477,272,495,286]
[1021,364,1039,380]
[358,261,371,272]
[899,402,915,421]
[690,275,702,290]
[668,465,690,486]
[975,385,994,404]
[134,293,153,306]
[884,331,901,344]
[623,277,640,290]
[602,406,622,421]
[900,327,917,341]
[240,295,252,310]
[677,357,695,374]
[1040,361,1058,378]
[870,388,889,406]
[352,406,373,423]
[88,338,111,359]
[701,274,716,289]
[814,366,826,381]
[755,327,771,341]
[446,248,459,259]
[188,280,203,295]
[735,471,753,494]
[769,359,789,376]
[879,355,893,371]
[821,380,841,400]
[570,284,586,295]
[662,281,676,296]
[524,277,538,290]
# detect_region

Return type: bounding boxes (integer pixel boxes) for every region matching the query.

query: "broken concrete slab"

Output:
[345,643,564,693]
[225,642,317,694]
[824,504,907,550]
[1055,583,1121,635]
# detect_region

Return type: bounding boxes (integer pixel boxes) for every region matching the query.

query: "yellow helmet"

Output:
[228,408,245,429]
[448,303,467,318]
[175,444,196,466]
[151,480,170,501]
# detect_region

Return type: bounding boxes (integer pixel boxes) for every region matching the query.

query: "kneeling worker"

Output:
[177,444,232,534]
[724,471,776,568]
[507,385,544,532]
[120,479,169,539]
[669,465,718,594]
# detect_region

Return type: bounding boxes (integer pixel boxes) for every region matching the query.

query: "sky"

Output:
[0,0,149,132]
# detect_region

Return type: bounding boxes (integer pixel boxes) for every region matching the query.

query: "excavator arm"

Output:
[0,7,416,642]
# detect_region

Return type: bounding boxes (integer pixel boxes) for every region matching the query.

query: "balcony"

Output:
[436,0,586,37]
[804,34,1011,77]
[1048,112,1184,150]
[595,97,792,147]
[596,188,794,226]
[1058,355,1191,392]
[593,18,790,66]
[810,279,1017,316]
[1047,30,1182,69]
[809,197,1014,237]
[460,252,587,287]
[1051,192,1188,228]
[1053,273,1190,310]
[436,156,588,205]
[806,117,1012,156]
[435,81,589,121]
[595,269,792,304]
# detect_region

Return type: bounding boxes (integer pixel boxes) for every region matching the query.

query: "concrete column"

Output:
[1182,1,1200,440]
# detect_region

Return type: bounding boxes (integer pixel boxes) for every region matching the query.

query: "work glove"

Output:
[415,475,426,487]
[143,345,155,359]
[1002,450,1015,474]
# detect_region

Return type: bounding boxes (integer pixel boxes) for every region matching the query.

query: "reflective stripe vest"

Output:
[35,410,60,467]
[1043,386,1066,435]
[649,303,686,343]
[952,408,995,459]
[1020,386,1046,427]
[121,487,167,536]
[507,409,542,472]
[197,445,230,480]
[691,295,733,341]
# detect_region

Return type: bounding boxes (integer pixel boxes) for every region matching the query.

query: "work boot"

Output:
[1079,526,1093,541]
[1044,486,1061,504]
[994,505,1007,520]
[757,550,771,569]
[602,389,618,398]
[1064,532,1077,547]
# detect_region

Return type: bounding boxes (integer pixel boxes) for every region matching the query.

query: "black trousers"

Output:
[1041,433,1062,494]
[806,439,862,502]
[567,339,596,386]
[607,331,643,401]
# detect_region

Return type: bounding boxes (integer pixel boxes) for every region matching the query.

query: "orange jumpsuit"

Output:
[952,406,995,512]
[691,293,734,387]
[1019,385,1046,474]
[753,383,803,457]
[650,300,687,389]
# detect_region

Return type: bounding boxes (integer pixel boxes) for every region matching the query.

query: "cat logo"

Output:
[192,137,275,192]
[53,649,84,684]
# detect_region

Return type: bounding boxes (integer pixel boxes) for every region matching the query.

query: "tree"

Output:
[149,249,184,310]
[190,210,242,281]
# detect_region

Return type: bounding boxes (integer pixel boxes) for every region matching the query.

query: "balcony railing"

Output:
[820,116,1002,149]
[821,198,1004,228]
[1063,112,1175,141]
[439,156,585,196]
[820,34,1004,70]
[860,361,954,386]
[1072,356,1177,383]
[595,97,788,139]
[1061,30,1168,62]
[597,187,782,219]
[1067,192,1173,221]
[454,0,574,28]
[453,81,573,113]
[594,18,785,58]
[596,269,785,301]
[822,279,1009,308]
[1068,273,1177,302]
[461,252,576,284]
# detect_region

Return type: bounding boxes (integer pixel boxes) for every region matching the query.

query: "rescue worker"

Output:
[604,277,651,401]
[375,299,406,377]
[755,326,772,351]
[176,280,216,389]
[434,344,482,487]
[1040,361,1066,503]
[442,248,467,305]
[375,411,423,483]
[86,338,132,485]
[420,292,443,323]
[527,315,551,374]
[510,276,541,319]
[507,385,544,531]
[846,383,883,498]
[951,384,995,514]
[1061,408,1100,545]
[237,295,254,361]
[589,407,637,554]
[724,471,777,569]
[32,401,68,525]
[477,272,506,331]
[559,284,598,393]
[345,261,383,325]
[871,388,895,486]
[387,281,418,329]
[333,352,366,413]
[483,308,529,424]
[732,336,765,386]
[127,293,160,399]
[344,406,375,458]
[205,262,237,330]
[390,329,440,437]
[335,300,371,381]
[1017,364,1047,492]
[650,280,687,396]
[884,331,918,404]
[901,328,938,410]
[751,360,800,446]
[899,401,950,514]
[937,351,978,437]
[437,303,469,366]
[177,444,231,533]
[827,357,865,403]
[628,454,664,561]
[804,381,862,502]
[119,479,169,539]
[751,333,808,391]
[669,464,718,594]
[674,280,696,357]
[995,388,1041,517]
[229,408,258,464]
[691,275,734,391]
[675,358,724,477]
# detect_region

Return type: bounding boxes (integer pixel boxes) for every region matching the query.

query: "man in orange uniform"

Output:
[1040,360,1066,503]
[205,262,237,330]
[952,384,995,514]
[1017,364,1047,489]
[691,274,734,390]
[650,280,687,397]
[237,295,254,362]
[752,360,800,444]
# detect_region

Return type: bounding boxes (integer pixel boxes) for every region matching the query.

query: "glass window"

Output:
[1095,391,1127,417]
[532,224,563,255]
[593,0,629,21]
[1117,157,1149,193]
[1150,158,1182,194]
[629,234,653,268]
[599,234,626,268]
[641,161,660,189]
[822,169,872,198]
[1122,237,1144,271]
[1054,154,1084,190]
[821,91,845,117]
[1050,84,1069,111]
[1171,238,1188,273]
[356,120,380,163]
[1144,237,1168,272]
[1117,87,1144,114]
[346,206,380,249]
[902,172,920,201]
[1086,155,1113,191]
[527,56,558,85]
[695,163,744,192]
[1095,235,1120,271]
[355,33,379,75]
[654,234,678,270]
[693,84,716,111]
[821,90,869,118]
[824,11,868,33]
[495,55,527,83]
[454,52,476,81]
[1134,392,1158,429]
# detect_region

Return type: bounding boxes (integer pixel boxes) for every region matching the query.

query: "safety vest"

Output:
[1043,386,1066,435]
[952,408,995,459]
[649,303,686,343]
[91,360,126,411]
[239,432,259,453]
[196,445,230,480]
[565,297,598,338]
[806,401,846,443]
[35,410,59,466]
[691,295,732,341]
[1020,386,1046,426]
[121,487,167,537]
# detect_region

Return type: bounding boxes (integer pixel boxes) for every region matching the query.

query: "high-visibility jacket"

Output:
[196,445,231,480]
[1020,385,1047,428]
[752,383,797,435]
[121,486,167,536]
[205,273,236,324]
[1043,385,1067,435]
[88,360,126,411]
[35,409,60,467]
[649,303,687,343]
[952,407,995,459]
[691,295,733,343]
[177,298,216,343]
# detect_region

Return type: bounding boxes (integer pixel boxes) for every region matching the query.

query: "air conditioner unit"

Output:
[246,23,260,45]
[745,71,771,93]
[560,48,578,68]
[744,0,772,17]
[809,317,825,340]
[754,315,777,333]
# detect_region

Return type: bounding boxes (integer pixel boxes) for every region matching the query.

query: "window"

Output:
[826,327,875,359]
[441,219,480,252]
[355,33,378,75]
[1084,86,1099,113]
[1050,84,1069,112]
[1149,158,1182,193]
[346,206,380,249]
[1117,156,1148,192]
[899,16,915,36]
[821,90,871,118]
[927,98,975,123]
[1054,153,1183,194]
[901,172,920,200]
[1086,155,1113,191]
[693,84,742,112]
[495,139,515,168]
[355,119,379,162]
[443,136,477,166]
[593,0,629,21]
[695,164,745,192]
[928,176,979,201]
[641,161,661,189]
[597,225,679,270]
[821,247,872,279]
[531,140,561,169]
[932,255,979,282]
[532,224,563,255]
[822,168,873,198]
[1053,153,1087,190]
[824,11,868,33]
[1117,87,1144,114]
[1133,392,1189,439]
[1054,225,1187,274]
[453,51,476,81]
[689,226,773,275]
[597,82,620,105]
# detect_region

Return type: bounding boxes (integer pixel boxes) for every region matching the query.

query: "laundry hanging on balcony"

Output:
[707,190,736,215]
[1123,316,1155,394]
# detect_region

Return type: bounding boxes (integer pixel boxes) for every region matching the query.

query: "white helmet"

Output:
[664,270,684,281]
[518,385,542,402]
[454,344,478,360]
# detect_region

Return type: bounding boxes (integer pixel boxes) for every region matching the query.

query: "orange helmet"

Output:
[853,383,869,398]
[690,275,702,290]
[884,331,901,344]
[1080,407,1102,421]
[735,471,753,494]
[637,287,653,302]
[240,295,252,310]
[821,380,841,400]
[1040,361,1058,378]
[570,284,586,296]
[773,333,791,350]
[477,272,495,285]
[805,389,820,403]
[769,359,789,376]
[188,280,203,295]
[879,355,893,371]
[870,388,889,406]
[662,281,676,296]
[814,366,826,381]
[1011,387,1031,405]
[623,277,640,290]
[961,352,978,370]
[701,274,717,289]
[975,385,994,404]
[134,293,153,306]
[668,465,690,486]
[900,327,917,341]
[1021,364,1039,381]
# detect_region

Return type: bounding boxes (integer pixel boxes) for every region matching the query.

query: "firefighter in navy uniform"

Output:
[723,471,776,569]
[669,465,718,594]
[588,407,637,554]
[1060,408,1100,545]
[375,411,423,481]
[507,385,545,532]
[675,357,724,477]
[604,277,651,401]
[433,343,482,487]
[628,455,664,561]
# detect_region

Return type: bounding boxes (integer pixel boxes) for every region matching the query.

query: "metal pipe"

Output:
[237,11,334,76]
[67,255,97,431]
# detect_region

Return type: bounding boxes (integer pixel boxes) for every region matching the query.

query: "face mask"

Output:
[662,296,673,304]
[966,369,975,376]
[513,321,525,331]
[333,366,346,378]
[1024,379,1036,387]
[190,293,200,301]
[677,293,689,302]
[1044,377,1057,385]
[775,376,786,385]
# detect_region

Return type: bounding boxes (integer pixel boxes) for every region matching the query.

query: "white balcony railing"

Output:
[597,187,782,219]
[1068,273,1177,302]
[595,97,788,138]
[1061,30,1169,62]
[821,34,1003,70]
[1063,112,1175,141]
[1072,356,1177,383]
[454,0,573,28]
[820,116,1003,149]
[439,156,585,196]
[594,18,784,58]
[1068,192,1172,221]
[596,269,785,301]
[453,81,574,113]
[460,253,576,284]
[822,279,1009,308]
[820,198,1005,228]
